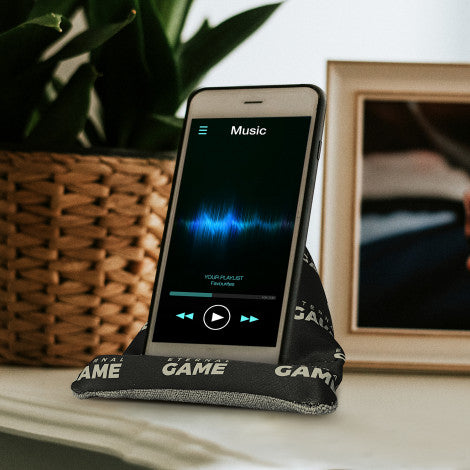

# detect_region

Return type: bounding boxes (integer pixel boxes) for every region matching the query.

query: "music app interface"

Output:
[152,116,311,346]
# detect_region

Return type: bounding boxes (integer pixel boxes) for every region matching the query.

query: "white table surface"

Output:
[0,365,469,469]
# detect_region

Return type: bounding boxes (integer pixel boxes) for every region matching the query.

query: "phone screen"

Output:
[151,116,312,347]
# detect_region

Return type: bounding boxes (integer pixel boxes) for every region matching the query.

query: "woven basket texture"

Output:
[0,150,174,366]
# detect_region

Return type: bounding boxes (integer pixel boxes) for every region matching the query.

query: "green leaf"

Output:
[51,75,65,93]
[27,63,98,147]
[49,9,136,62]
[23,75,64,137]
[150,114,183,129]
[0,0,34,34]
[137,0,179,113]
[25,108,42,137]
[130,114,183,151]
[84,118,105,146]
[86,0,146,146]
[154,0,193,48]
[86,0,179,148]
[0,12,72,141]
[28,13,64,31]
[0,13,66,76]
[177,3,281,101]
[0,62,55,141]
[28,0,81,18]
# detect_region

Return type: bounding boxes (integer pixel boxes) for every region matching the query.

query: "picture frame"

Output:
[321,61,470,372]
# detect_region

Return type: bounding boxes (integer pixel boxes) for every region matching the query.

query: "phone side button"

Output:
[316,140,322,160]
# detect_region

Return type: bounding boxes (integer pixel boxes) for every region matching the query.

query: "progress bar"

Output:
[169,291,276,300]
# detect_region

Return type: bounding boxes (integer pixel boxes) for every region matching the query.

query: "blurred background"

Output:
[60,0,470,258]
[177,0,470,258]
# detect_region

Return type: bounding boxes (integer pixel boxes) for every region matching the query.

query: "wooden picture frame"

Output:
[321,61,470,372]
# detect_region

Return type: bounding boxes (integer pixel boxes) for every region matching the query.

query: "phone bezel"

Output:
[144,85,324,363]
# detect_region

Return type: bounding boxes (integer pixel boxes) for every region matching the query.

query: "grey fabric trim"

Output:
[73,388,337,415]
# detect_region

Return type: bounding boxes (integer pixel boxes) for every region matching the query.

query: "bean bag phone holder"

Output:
[72,249,345,414]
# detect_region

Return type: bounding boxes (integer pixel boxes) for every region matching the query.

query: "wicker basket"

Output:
[0,150,174,366]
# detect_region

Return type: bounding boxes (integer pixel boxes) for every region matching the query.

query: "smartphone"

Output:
[144,85,325,364]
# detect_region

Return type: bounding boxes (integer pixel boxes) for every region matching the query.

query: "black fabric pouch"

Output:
[71,249,345,414]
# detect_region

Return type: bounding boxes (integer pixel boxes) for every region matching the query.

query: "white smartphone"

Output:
[145,85,325,363]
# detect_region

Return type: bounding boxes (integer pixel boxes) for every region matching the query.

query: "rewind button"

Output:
[176,312,194,320]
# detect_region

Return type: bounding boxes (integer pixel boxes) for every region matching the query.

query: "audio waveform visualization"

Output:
[179,205,293,242]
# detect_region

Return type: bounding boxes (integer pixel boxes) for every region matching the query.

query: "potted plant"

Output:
[0,0,280,366]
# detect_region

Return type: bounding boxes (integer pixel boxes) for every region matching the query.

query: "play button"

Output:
[211,312,224,322]
[203,304,231,330]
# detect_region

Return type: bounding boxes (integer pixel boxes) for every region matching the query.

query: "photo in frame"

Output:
[321,61,470,372]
